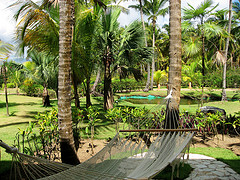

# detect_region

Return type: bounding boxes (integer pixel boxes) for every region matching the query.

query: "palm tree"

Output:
[129,1,151,92]
[58,0,80,165]
[183,0,218,106]
[168,0,181,105]
[142,0,168,90]
[222,0,233,101]
[0,40,14,116]
[11,0,59,57]
[72,5,102,108]
[99,8,147,109]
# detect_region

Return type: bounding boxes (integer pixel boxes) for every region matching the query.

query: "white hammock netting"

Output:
[0,95,197,180]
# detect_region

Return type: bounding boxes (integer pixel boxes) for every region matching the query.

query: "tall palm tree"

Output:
[99,8,147,109]
[183,0,218,106]
[0,40,14,116]
[222,0,233,101]
[142,0,168,90]
[72,5,102,108]
[168,0,181,105]
[58,0,80,165]
[129,1,151,92]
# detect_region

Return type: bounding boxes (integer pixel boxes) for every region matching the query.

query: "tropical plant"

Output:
[99,8,147,110]
[0,40,14,116]
[153,70,167,88]
[11,0,59,57]
[222,0,233,101]
[85,106,99,154]
[141,0,168,90]
[182,0,223,106]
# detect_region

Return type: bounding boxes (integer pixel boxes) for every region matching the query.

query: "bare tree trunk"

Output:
[3,61,9,116]
[58,0,80,165]
[222,0,232,101]
[168,0,182,106]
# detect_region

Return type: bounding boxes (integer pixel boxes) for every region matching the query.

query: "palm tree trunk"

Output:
[168,0,182,106]
[150,20,156,90]
[222,0,232,101]
[139,0,150,92]
[58,0,80,165]
[72,72,80,109]
[3,62,9,116]
[86,76,92,108]
[91,66,101,92]
[103,50,114,110]
[144,63,151,92]
[201,32,205,107]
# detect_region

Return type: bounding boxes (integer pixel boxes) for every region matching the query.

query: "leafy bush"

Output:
[15,108,84,160]
[205,69,240,88]
[7,83,16,88]
[20,79,43,96]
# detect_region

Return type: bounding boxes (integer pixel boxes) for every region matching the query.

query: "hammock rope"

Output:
[0,94,197,180]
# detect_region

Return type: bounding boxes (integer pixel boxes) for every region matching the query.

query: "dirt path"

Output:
[77,134,240,163]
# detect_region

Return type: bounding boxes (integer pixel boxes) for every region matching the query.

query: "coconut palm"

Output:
[142,0,168,90]
[58,0,80,165]
[183,0,220,106]
[0,40,14,116]
[99,8,147,109]
[11,0,59,56]
[129,1,151,92]
[222,0,233,101]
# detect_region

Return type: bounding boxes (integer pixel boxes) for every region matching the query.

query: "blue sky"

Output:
[0,0,232,57]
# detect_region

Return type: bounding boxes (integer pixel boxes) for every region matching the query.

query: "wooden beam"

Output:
[119,128,198,133]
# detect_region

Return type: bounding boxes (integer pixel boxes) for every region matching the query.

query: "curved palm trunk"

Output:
[91,66,101,92]
[168,0,182,106]
[3,62,9,116]
[58,0,80,165]
[222,0,232,101]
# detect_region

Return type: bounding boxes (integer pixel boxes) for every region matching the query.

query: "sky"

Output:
[0,0,233,58]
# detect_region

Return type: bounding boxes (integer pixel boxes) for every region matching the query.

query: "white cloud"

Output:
[0,0,17,43]
[118,0,229,28]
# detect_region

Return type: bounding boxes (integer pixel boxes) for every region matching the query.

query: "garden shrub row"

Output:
[16,106,240,161]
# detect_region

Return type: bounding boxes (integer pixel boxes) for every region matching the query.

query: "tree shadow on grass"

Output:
[0,102,40,109]
[0,121,37,128]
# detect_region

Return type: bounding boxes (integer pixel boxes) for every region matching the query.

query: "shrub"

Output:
[15,107,85,160]
[7,83,16,88]
[20,79,43,96]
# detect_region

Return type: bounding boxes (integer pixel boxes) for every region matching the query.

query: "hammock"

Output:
[0,93,197,180]
[0,130,195,180]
